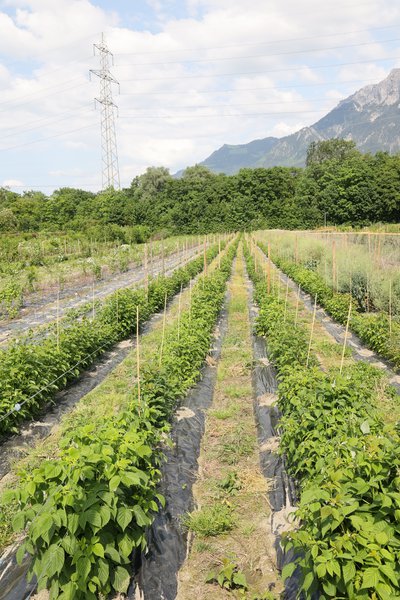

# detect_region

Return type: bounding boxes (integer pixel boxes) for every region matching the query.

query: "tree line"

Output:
[1,140,399,237]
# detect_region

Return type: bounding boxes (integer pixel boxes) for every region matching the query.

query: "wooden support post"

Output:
[284,278,289,321]
[144,243,149,299]
[159,291,168,367]
[56,288,60,351]
[295,285,301,326]
[340,300,352,374]
[306,295,317,368]
[177,283,183,342]
[136,306,141,407]
[332,240,336,291]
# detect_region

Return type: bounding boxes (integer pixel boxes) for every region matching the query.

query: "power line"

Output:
[118,110,331,120]
[118,98,341,111]
[119,77,379,96]
[114,24,400,57]
[0,77,88,112]
[0,106,93,139]
[120,55,400,83]
[0,123,98,152]
[114,37,400,67]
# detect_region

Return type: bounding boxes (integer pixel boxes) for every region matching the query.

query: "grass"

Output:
[183,504,235,537]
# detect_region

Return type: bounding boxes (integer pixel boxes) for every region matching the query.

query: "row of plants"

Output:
[0,241,226,436]
[4,238,238,599]
[256,240,400,371]
[244,242,400,599]
[0,234,201,320]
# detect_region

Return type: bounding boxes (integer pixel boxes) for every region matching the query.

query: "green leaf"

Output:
[92,542,104,558]
[42,545,65,578]
[232,572,247,589]
[59,581,76,600]
[360,420,370,434]
[30,512,52,543]
[121,471,142,487]
[118,533,134,558]
[117,507,132,532]
[361,567,380,589]
[112,566,130,593]
[109,475,120,492]
[16,544,26,565]
[375,531,388,545]
[379,563,398,586]
[12,512,26,532]
[77,556,91,581]
[105,543,121,563]
[282,561,296,581]
[342,561,356,584]
[132,504,150,527]
[97,559,109,586]
[85,509,102,530]
[322,579,337,596]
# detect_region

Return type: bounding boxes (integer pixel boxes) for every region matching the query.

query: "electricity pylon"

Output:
[90,33,120,190]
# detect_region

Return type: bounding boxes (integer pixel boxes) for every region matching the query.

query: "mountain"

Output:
[201,137,279,175]
[197,69,400,173]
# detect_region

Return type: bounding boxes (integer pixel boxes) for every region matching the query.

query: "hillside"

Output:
[198,68,400,173]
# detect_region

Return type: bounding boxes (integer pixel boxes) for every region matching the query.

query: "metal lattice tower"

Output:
[90,33,120,190]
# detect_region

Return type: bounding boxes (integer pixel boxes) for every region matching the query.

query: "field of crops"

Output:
[0,231,399,600]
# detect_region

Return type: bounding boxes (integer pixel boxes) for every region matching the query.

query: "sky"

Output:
[0,0,400,193]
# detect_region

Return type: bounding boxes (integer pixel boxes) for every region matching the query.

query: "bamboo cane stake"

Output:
[306,295,318,368]
[284,278,290,321]
[56,288,60,352]
[218,236,221,269]
[389,279,392,337]
[177,283,183,342]
[159,291,168,366]
[267,242,271,294]
[340,300,352,374]
[136,306,141,408]
[295,285,301,327]
[203,238,207,276]
[189,281,193,323]
[92,280,94,321]
[116,288,119,325]
[332,240,336,290]
[144,243,149,299]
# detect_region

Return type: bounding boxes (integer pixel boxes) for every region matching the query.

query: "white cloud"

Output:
[2,178,24,187]
[1,0,400,191]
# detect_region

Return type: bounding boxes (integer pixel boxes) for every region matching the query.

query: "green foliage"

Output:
[259,242,400,370]
[184,504,235,537]
[206,558,248,593]
[306,139,358,166]
[0,281,23,318]
[0,243,224,435]
[7,240,238,598]
[245,241,400,599]
[2,144,400,232]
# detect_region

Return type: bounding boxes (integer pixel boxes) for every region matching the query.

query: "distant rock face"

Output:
[198,68,400,173]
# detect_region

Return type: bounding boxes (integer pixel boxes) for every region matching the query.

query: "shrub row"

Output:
[5,239,239,599]
[0,242,225,435]
[244,242,400,600]
[257,241,400,371]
